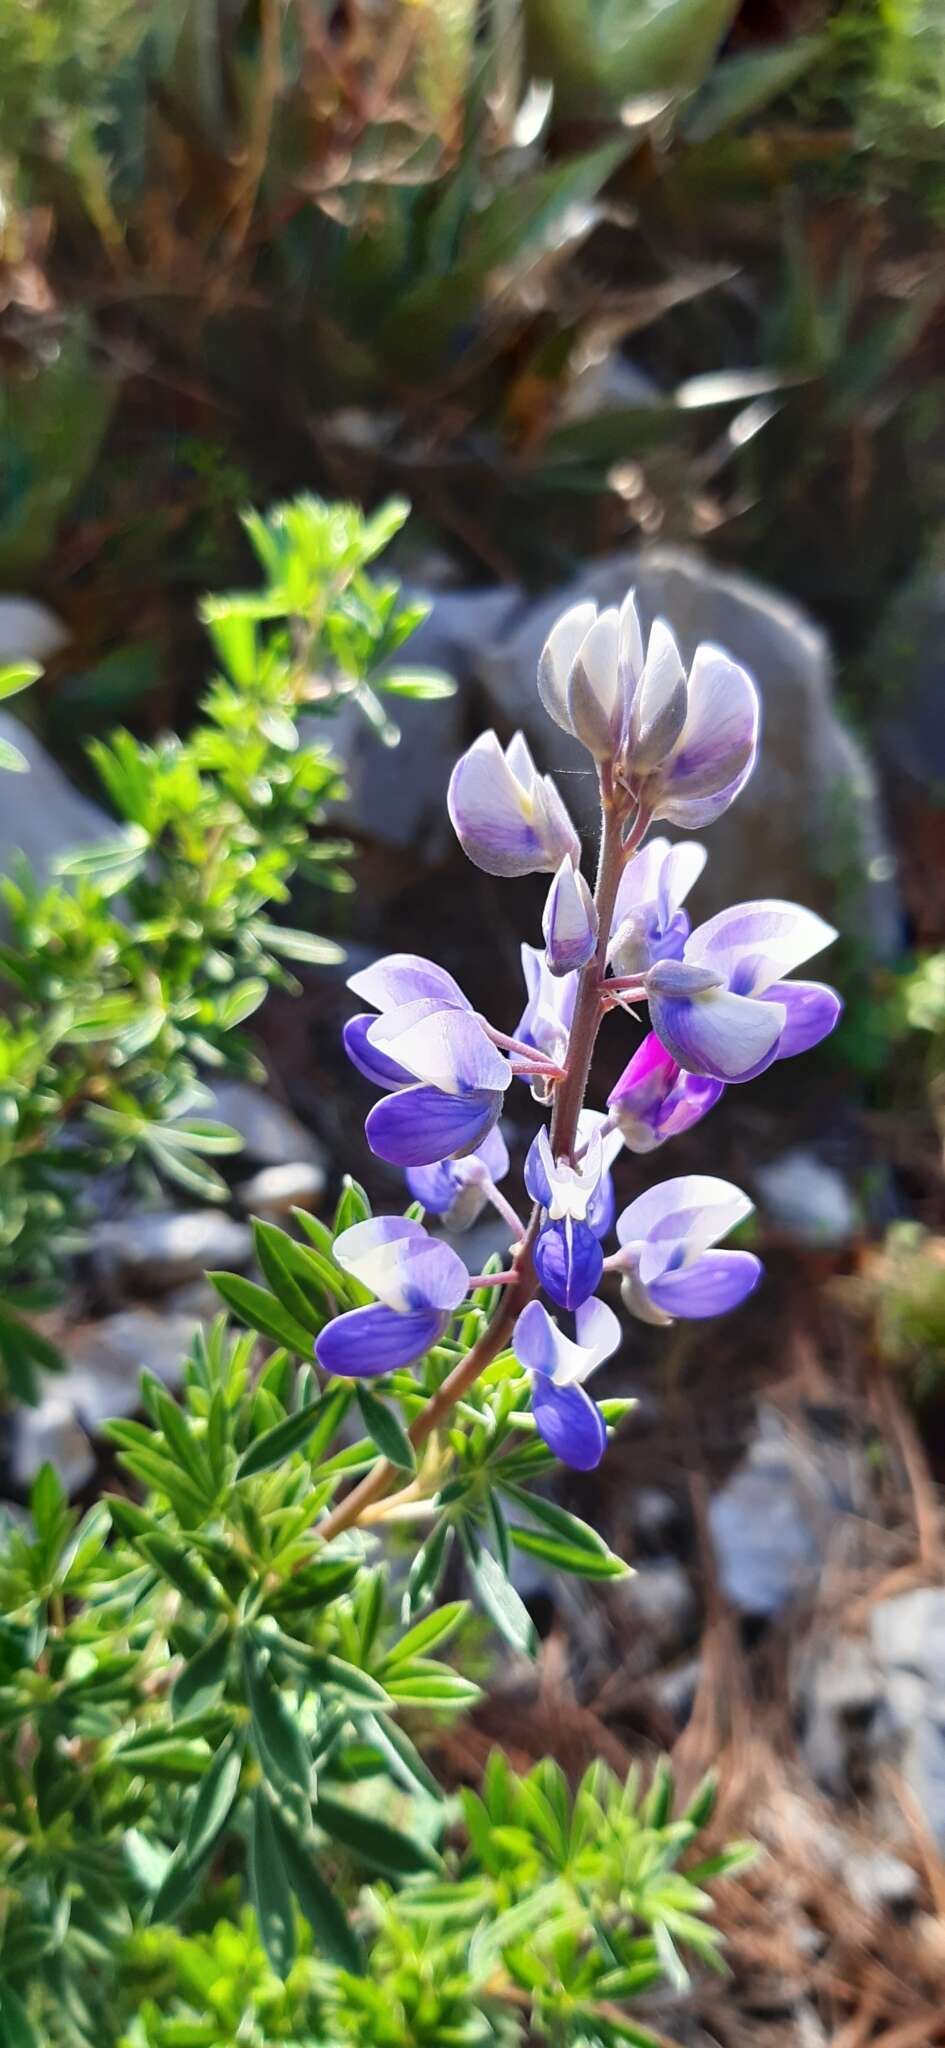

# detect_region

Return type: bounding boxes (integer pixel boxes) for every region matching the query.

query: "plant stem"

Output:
[317,782,646,1543]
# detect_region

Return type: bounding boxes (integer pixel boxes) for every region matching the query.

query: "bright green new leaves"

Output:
[0,493,437,1397]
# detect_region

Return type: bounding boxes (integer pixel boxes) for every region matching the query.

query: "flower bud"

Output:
[448,730,579,878]
[542,857,598,977]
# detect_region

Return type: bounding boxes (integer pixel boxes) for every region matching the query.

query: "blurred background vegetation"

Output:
[3,0,945,740]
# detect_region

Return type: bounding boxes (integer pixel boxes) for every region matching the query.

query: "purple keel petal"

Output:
[647,1249,762,1319]
[315,1302,447,1377]
[648,986,784,1083]
[535,1218,604,1311]
[765,979,842,1059]
[531,1377,607,1470]
[404,1160,459,1213]
[343,1014,415,1089]
[366,1085,502,1167]
[348,953,470,1014]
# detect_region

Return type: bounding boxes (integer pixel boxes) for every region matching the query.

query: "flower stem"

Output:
[316,786,649,1544]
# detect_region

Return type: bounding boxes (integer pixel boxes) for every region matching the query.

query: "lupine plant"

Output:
[0,581,841,2047]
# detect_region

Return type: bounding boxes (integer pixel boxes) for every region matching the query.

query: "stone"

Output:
[708,1408,831,1620]
[208,1082,326,1169]
[843,1847,918,1917]
[237,1160,326,1218]
[797,1636,882,1796]
[754,1150,860,1248]
[12,1397,95,1494]
[608,1556,698,1661]
[319,585,518,861]
[871,1586,945,1690]
[865,1588,945,1849]
[479,546,899,954]
[11,1307,202,1492]
[867,571,945,799]
[91,1209,251,1294]
[0,597,67,665]
[0,713,109,885]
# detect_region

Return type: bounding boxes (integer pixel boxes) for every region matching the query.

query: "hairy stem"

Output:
[318,782,645,1544]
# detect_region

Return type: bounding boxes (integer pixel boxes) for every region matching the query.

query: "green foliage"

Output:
[0,1281,749,2048]
[0,493,442,1399]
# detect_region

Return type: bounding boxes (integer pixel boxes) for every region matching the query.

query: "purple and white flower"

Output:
[536,593,759,832]
[611,1176,761,1326]
[315,1218,469,1377]
[344,953,512,1167]
[515,944,578,1097]
[526,1112,623,1310]
[607,1032,723,1152]
[643,900,841,1084]
[608,836,706,976]
[513,1296,621,1469]
[405,1126,511,1232]
[447,730,579,878]
[543,856,598,977]
[620,627,759,830]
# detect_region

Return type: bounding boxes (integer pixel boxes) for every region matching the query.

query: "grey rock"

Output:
[650,1656,702,1728]
[868,572,945,799]
[630,1485,683,1556]
[237,1160,327,1217]
[608,1555,698,1661]
[709,1409,828,1619]
[844,1847,918,1916]
[754,1150,860,1248]
[480,547,898,954]
[12,1398,95,1494]
[12,1307,202,1491]
[91,1208,251,1293]
[798,1636,882,1796]
[0,597,67,664]
[871,1586,945,1691]
[208,1082,326,1169]
[0,713,109,885]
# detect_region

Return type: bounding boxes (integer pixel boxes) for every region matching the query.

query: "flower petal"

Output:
[686,900,837,998]
[656,756,756,829]
[404,1160,461,1213]
[368,1005,510,1094]
[333,1215,425,1310]
[477,1124,511,1183]
[537,601,597,733]
[348,953,470,1014]
[448,730,570,877]
[652,644,759,807]
[343,1013,415,1089]
[567,608,622,759]
[657,841,707,925]
[627,619,688,772]
[647,1249,762,1319]
[616,1173,754,1281]
[608,1032,722,1152]
[765,978,842,1058]
[366,1085,502,1167]
[617,588,645,709]
[542,857,599,977]
[316,1302,447,1378]
[647,985,785,1083]
[535,1217,604,1310]
[574,1295,622,1370]
[531,1377,607,1469]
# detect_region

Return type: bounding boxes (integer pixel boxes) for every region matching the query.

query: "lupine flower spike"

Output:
[330,584,840,1475]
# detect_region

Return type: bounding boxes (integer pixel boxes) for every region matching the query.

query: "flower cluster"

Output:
[318,590,841,1468]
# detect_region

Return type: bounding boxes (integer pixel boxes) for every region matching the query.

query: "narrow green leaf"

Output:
[185,1737,243,1865]
[240,1637,313,1814]
[384,1601,468,1667]
[255,922,344,965]
[356,1387,415,1470]
[276,1641,389,1705]
[139,1534,222,1607]
[0,660,42,702]
[253,1221,326,1337]
[509,1524,629,1580]
[461,1529,537,1656]
[312,1793,441,1877]
[269,1803,366,1973]
[210,1272,315,1356]
[0,1984,41,2048]
[236,1395,325,1479]
[250,1787,295,1977]
[172,1627,231,1719]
